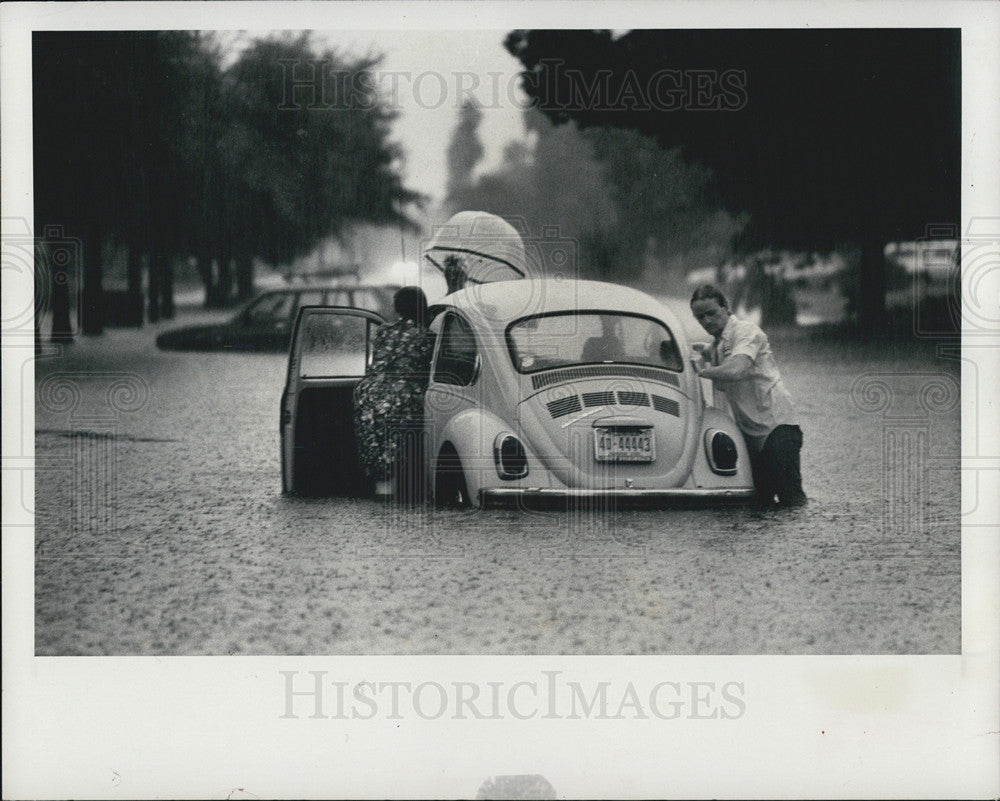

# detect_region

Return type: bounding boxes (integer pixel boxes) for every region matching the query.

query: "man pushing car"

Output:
[689,284,807,509]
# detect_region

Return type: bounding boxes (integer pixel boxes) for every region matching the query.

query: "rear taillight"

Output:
[704,429,738,475]
[494,433,529,480]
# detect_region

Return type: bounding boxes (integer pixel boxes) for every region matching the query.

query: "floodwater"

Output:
[32,302,961,655]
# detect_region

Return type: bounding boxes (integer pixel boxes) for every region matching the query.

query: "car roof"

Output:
[443,279,684,330]
[257,283,397,294]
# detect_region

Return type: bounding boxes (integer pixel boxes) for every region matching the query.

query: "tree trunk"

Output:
[197,252,215,308]
[47,240,74,344]
[856,231,887,339]
[34,243,46,351]
[126,246,144,327]
[217,249,233,308]
[756,262,797,328]
[80,229,103,335]
[147,252,162,322]
[235,253,255,301]
[160,255,174,319]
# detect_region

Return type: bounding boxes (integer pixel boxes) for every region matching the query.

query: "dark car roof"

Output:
[156,284,402,351]
[250,283,398,298]
[244,284,399,312]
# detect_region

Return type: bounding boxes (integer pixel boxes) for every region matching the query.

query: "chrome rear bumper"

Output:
[480,487,755,508]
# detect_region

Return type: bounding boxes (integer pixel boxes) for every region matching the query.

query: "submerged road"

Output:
[32,304,961,655]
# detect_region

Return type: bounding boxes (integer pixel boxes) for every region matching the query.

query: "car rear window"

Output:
[506,312,683,373]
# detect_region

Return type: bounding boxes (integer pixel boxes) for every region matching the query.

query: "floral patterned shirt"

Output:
[353,319,436,480]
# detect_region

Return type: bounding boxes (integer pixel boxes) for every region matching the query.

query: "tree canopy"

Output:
[505,29,961,332]
[445,105,743,283]
[33,30,422,332]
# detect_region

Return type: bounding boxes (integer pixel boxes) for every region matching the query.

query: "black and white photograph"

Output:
[3,2,998,798]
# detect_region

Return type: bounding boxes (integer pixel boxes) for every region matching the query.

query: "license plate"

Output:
[594,428,655,462]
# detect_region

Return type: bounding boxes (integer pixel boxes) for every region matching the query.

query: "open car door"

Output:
[280,306,384,495]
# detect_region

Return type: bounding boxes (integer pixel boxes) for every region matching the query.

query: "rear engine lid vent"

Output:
[616,391,650,407]
[582,391,616,407]
[651,394,680,417]
[547,395,582,419]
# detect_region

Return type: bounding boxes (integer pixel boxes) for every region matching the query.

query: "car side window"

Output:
[433,313,479,386]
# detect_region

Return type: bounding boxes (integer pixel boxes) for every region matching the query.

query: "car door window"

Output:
[297,310,376,378]
[433,312,479,386]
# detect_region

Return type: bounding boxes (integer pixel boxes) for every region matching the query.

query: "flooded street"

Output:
[32,303,961,655]
[9,21,992,801]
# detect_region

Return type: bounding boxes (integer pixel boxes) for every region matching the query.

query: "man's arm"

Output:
[693,353,753,381]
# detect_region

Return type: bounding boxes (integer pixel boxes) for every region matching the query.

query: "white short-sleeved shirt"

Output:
[707,315,798,450]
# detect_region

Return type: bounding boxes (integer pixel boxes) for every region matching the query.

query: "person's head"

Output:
[689,284,731,338]
[394,286,428,326]
[600,315,620,338]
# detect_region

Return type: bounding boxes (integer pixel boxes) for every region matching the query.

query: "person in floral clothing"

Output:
[353,286,436,498]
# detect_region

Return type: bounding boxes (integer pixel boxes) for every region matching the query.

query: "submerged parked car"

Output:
[156,284,398,352]
[280,279,755,507]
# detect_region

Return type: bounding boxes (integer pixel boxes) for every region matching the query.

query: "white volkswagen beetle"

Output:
[280,279,755,507]
[423,278,754,507]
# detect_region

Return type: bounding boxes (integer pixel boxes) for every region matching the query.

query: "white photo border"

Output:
[3,2,998,799]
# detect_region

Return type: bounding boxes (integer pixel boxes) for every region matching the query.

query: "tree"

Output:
[583,125,746,282]
[445,106,617,276]
[33,31,218,329]
[33,31,121,336]
[445,105,740,282]
[445,100,485,204]
[505,29,961,336]
[217,35,423,303]
[33,30,424,328]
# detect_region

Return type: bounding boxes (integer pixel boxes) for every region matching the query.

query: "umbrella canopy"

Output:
[423,211,527,290]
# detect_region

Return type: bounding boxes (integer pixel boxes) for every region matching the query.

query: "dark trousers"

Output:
[749,424,806,508]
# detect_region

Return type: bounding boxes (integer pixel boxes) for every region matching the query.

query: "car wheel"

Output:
[435,449,473,509]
